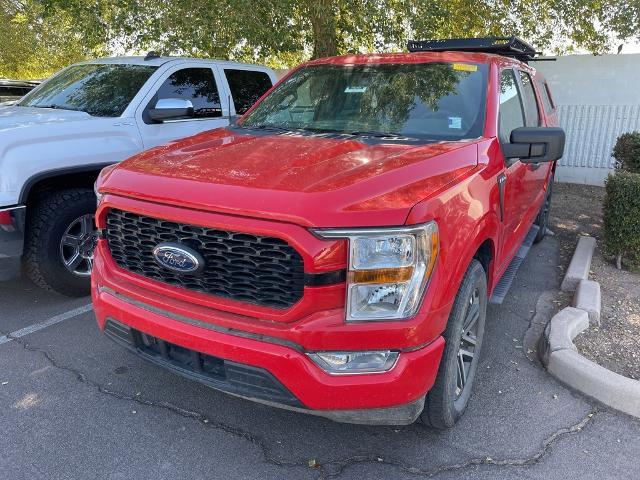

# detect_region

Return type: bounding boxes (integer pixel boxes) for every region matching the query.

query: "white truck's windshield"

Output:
[19,64,157,117]
[241,62,488,141]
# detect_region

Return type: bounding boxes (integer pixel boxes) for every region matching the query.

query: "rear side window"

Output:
[539,81,555,114]
[518,71,541,126]
[154,67,222,118]
[224,69,272,115]
[498,69,525,143]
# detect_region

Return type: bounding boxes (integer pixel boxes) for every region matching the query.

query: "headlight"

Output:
[315,222,439,322]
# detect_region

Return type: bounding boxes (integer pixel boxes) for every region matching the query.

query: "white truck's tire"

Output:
[23,188,96,297]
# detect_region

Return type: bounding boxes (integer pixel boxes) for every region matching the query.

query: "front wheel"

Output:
[23,188,97,297]
[421,259,487,429]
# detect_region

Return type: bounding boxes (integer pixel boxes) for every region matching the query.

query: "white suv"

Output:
[0,53,276,295]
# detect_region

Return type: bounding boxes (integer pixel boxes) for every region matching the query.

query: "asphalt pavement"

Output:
[1,235,639,480]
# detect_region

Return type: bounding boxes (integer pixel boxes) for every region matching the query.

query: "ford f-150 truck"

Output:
[92,38,564,427]
[0,54,275,295]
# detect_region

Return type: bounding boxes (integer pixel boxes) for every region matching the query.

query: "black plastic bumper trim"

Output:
[104,318,305,408]
[103,318,425,425]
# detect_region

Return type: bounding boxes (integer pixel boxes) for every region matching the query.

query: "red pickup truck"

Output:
[92,37,564,428]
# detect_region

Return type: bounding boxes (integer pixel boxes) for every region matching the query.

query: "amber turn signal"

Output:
[348,267,414,284]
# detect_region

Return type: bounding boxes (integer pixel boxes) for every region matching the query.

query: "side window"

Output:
[153,68,222,118]
[224,69,272,115]
[518,71,541,126]
[539,81,555,114]
[499,69,525,143]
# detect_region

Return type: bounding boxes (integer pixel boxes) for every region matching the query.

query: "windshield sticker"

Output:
[448,117,462,129]
[452,63,478,72]
[344,86,367,93]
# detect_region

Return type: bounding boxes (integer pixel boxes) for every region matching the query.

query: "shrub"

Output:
[603,172,640,270]
[612,132,640,173]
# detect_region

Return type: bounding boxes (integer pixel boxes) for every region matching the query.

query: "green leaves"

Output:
[605,133,640,270]
[613,132,640,174]
[3,0,640,79]
[603,171,640,270]
[0,0,106,79]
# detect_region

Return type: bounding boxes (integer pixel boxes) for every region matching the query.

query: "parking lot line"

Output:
[0,304,93,346]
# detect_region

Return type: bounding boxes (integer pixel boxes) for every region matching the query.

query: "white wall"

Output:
[536,54,640,185]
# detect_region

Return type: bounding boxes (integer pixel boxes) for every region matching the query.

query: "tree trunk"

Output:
[305,0,338,59]
[616,253,622,270]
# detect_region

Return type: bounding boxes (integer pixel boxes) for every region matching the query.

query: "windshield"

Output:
[19,64,157,117]
[240,62,488,141]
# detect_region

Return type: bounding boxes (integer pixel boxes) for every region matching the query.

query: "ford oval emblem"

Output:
[152,242,205,274]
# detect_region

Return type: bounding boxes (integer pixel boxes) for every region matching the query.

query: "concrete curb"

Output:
[543,307,640,418]
[541,236,640,419]
[572,279,601,326]
[560,236,596,292]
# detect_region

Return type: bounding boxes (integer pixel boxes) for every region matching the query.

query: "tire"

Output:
[420,259,487,429]
[534,172,554,243]
[23,188,97,297]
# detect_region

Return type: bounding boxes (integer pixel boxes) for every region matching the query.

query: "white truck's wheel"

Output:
[24,188,97,297]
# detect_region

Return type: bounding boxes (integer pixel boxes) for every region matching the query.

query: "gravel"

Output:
[549,182,640,380]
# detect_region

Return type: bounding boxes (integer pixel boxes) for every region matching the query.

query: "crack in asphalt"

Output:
[317,409,598,478]
[7,334,311,473]
[8,332,598,480]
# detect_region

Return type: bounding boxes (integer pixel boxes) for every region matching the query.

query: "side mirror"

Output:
[502,127,565,163]
[148,98,194,122]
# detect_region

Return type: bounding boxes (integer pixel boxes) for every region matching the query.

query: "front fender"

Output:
[0,119,143,207]
[406,164,501,339]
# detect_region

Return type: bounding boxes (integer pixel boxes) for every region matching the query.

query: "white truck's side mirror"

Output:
[149,98,194,122]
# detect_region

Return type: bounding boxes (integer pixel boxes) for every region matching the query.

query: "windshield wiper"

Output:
[244,124,291,132]
[296,127,344,134]
[347,130,404,138]
[34,104,81,112]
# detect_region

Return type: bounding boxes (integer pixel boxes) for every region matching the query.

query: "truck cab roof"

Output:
[77,55,271,70]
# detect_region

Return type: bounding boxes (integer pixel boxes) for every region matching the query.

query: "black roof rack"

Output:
[407,37,542,62]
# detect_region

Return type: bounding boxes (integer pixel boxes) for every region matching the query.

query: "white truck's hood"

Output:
[0,105,93,131]
[0,106,142,208]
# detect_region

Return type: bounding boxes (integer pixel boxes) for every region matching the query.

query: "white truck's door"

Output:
[135,62,231,149]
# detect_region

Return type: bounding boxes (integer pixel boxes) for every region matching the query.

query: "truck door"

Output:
[516,69,551,213]
[136,64,230,149]
[217,67,274,117]
[497,68,539,265]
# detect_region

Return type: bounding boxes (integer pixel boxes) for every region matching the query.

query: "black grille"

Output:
[105,209,305,308]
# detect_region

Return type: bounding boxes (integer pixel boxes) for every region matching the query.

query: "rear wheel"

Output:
[24,188,97,297]
[534,172,554,243]
[421,259,487,429]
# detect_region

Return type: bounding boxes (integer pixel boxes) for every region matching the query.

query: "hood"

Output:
[0,105,92,131]
[101,128,481,227]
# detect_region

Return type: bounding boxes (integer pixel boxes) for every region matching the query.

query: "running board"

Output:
[489,225,539,305]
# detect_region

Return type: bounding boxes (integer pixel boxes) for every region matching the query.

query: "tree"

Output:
[0,0,106,79]
[4,0,640,78]
[104,0,640,62]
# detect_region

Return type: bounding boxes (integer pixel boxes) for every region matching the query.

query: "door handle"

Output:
[497,173,506,222]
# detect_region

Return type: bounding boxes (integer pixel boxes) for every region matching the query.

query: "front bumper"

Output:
[0,205,26,281]
[102,317,428,425]
[92,257,445,425]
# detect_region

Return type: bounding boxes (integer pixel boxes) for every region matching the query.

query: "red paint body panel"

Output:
[101,132,480,228]
[92,50,556,416]
[92,273,445,410]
